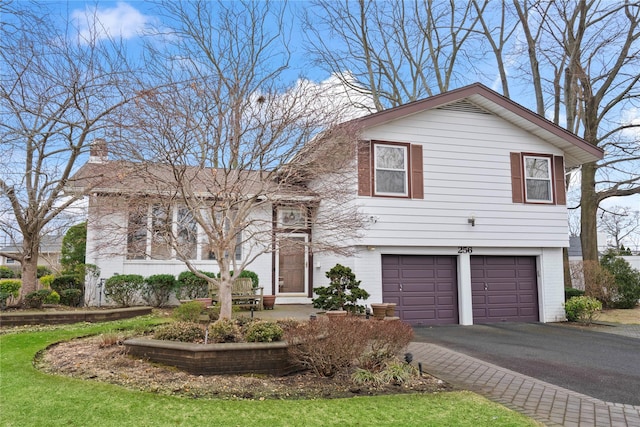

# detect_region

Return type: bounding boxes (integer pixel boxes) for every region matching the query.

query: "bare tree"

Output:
[510,1,640,261]
[302,0,485,111]
[598,206,640,251]
[81,0,364,319]
[0,2,136,299]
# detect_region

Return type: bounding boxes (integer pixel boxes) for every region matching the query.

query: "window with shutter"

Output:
[510,152,566,205]
[358,140,424,199]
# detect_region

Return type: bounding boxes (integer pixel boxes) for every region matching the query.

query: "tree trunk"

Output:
[19,238,39,301]
[580,162,599,262]
[217,270,233,320]
[563,247,572,288]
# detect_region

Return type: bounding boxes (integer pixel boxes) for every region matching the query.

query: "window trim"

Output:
[373,141,410,197]
[511,152,565,206]
[523,154,553,204]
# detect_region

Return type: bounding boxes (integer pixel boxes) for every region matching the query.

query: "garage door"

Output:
[382,255,458,325]
[471,256,538,323]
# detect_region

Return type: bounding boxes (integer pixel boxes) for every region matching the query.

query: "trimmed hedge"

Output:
[104,275,144,307]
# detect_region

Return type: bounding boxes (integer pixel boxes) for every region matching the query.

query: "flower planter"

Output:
[370,303,388,320]
[263,295,276,310]
[325,310,348,320]
[385,303,397,317]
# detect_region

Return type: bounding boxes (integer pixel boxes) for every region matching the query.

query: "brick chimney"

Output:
[89,139,108,163]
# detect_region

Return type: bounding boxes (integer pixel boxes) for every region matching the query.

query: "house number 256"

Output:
[458,247,473,253]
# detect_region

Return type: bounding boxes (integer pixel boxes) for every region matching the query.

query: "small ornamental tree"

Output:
[313,264,370,313]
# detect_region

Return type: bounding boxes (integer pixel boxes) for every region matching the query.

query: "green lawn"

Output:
[0,317,538,427]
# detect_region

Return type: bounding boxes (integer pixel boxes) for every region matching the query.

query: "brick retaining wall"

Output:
[0,307,153,327]
[124,338,299,376]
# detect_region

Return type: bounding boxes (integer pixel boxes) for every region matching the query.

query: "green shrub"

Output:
[218,270,259,288]
[600,251,640,309]
[0,266,16,279]
[153,322,205,343]
[245,321,284,342]
[312,264,370,313]
[104,274,144,307]
[39,274,55,289]
[208,319,241,343]
[36,265,52,278]
[24,289,53,309]
[142,274,177,307]
[176,271,214,300]
[0,279,21,309]
[43,290,60,305]
[51,274,82,293]
[60,288,83,307]
[564,296,602,324]
[564,287,585,301]
[173,301,205,322]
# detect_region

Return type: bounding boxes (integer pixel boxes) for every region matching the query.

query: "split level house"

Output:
[68,83,603,325]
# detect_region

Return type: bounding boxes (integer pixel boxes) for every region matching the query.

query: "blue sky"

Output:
[6,0,639,241]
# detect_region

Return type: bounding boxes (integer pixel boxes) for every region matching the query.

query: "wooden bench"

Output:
[210,278,263,311]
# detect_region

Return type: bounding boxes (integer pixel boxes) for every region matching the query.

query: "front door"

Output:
[277,235,307,294]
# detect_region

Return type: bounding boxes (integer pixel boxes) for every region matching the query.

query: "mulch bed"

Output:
[35,334,452,400]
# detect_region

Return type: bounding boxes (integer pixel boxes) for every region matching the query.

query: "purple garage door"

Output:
[382,255,458,325]
[471,256,539,323]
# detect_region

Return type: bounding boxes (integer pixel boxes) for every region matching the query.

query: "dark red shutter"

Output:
[357,141,372,196]
[411,144,424,199]
[510,152,523,203]
[554,155,566,205]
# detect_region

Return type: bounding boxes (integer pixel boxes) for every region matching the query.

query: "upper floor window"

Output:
[523,156,552,203]
[510,152,565,205]
[374,143,408,196]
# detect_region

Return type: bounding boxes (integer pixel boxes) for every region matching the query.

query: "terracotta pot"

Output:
[385,303,396,317]
[370,303,388,320]
[263,295,276,310]
[325,310,348,320]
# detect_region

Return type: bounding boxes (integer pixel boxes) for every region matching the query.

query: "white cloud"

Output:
[72,2,151,42]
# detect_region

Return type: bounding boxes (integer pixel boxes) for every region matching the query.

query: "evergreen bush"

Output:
[60,288,82,306]
[142,274,177,307]
[312,264,370,313]
[176,271,214,300]
[104,274,144,307]
[173,301,205,322]
[600,251,640,309]
[0,279,21,309]
[564,296,602,324]
[153,322,205,343]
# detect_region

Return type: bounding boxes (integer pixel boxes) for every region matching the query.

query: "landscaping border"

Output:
[124,338,299,376]
[0,307,153,327]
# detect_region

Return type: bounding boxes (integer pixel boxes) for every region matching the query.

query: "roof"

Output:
[67,161,315,200]
[351,83,604,168]
[1,235,64,254]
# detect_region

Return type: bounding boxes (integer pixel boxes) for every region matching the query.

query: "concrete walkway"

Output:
[255,305,640,426]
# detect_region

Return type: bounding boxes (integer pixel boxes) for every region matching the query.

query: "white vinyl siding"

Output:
[357,106,567,248]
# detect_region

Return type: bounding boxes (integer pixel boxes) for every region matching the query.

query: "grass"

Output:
[597,306,640,324]
[0,316,539,427]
